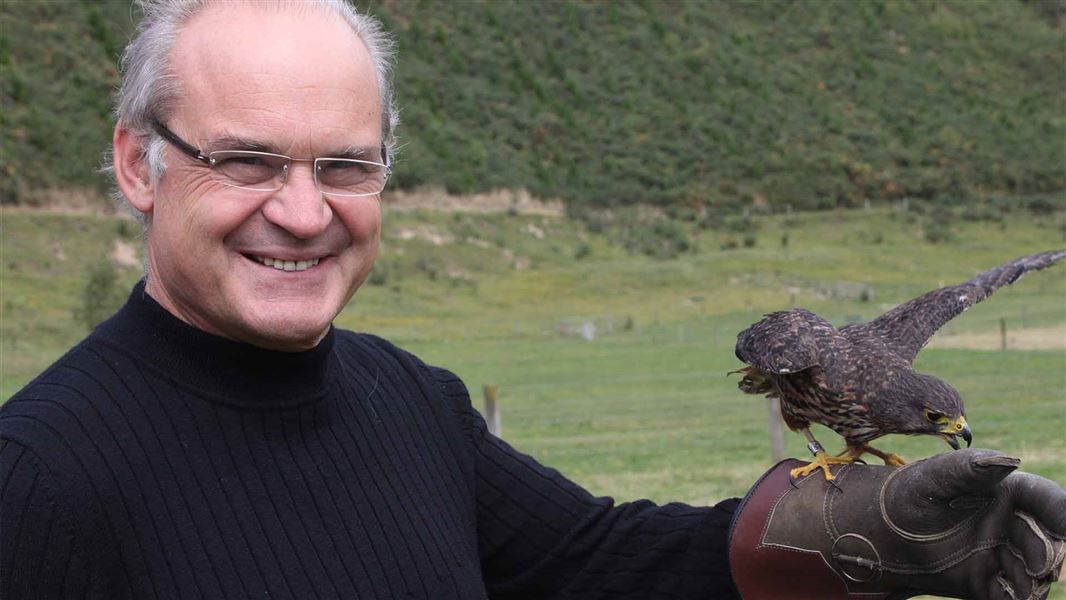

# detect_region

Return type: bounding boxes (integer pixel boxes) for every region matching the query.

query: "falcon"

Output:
[733,249,1066,481]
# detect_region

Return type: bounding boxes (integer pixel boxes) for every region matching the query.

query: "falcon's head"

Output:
[896,373,972,450]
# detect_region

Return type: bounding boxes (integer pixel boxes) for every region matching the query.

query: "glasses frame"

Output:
[150,120,391,197]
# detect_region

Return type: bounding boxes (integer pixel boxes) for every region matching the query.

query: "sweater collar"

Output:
[97,280,334,408]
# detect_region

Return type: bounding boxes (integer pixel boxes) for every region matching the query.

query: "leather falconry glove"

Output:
[729,449,1066,600]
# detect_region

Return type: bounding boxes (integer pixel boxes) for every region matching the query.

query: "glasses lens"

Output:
[210,151,288,190]
[316,158,388,197]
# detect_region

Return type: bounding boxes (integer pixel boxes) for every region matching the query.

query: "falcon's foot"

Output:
[789,451,855,481]
[851,443,907,467]
[880,452,906,467]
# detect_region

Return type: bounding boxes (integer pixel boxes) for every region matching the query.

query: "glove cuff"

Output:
[728,459,890,600]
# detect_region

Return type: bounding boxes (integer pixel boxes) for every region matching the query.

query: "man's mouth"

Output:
[249,255,322,272]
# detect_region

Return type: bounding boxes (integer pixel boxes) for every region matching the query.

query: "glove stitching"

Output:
[1005,539,1066,583]
[1027,579,1054,600]
[827,466,870,541]
[997,570,1052,600]
[824,466,855,540]
[878,539,1005,574]
[756,476,800,550]
[880,465,994,542]
[995,572,1018,600]
[1011,510,1058,577]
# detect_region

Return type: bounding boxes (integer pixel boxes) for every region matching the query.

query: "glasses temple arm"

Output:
[151,120,212,165]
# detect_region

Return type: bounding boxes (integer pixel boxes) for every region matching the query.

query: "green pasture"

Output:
[2,206,1064,596]
[354,206,1066,573]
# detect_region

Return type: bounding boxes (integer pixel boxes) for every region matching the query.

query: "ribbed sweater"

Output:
[1,283,740,599]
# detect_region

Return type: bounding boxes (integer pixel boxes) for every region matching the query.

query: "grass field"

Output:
[2,204,1064,596]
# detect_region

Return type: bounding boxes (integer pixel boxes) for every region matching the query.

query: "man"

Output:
[1,1,1063,599]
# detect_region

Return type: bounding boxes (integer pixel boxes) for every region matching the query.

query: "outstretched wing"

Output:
[842,249,1066,363]
[735,308,845,374]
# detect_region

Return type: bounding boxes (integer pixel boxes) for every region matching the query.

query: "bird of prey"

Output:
[733,249,1066,481]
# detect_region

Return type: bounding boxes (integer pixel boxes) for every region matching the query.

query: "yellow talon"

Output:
[855,443,908,467]
[790,450,855,481]
[882,453,907,467]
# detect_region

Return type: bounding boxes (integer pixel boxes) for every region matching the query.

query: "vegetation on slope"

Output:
[1,0,1063,211]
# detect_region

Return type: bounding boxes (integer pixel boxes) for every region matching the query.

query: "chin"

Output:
[249,323,330,351]
[236,308,335,352]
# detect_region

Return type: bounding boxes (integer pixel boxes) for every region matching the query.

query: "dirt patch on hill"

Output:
[111,238,141,268]
[385,187,564,216]
[928,324,1066,351]
[4,187,120,215]
[7,186,565,217]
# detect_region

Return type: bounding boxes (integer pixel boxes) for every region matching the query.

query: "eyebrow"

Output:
[335,145,384,161]
[203,134,280,155]
[204,135,382,161]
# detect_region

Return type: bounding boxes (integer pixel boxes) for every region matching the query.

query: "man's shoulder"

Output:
[0,333,125,449]
[332,327,400,354]
[331,328,467,395]
[332,328,425,371]
[0,338,124,573]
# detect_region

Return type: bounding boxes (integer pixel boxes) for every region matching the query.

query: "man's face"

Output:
[140,4,382,350]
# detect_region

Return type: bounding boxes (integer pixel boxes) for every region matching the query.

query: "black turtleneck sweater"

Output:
[1,283,740,599]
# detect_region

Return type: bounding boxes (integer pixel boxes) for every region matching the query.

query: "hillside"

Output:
[1,0,1064,211]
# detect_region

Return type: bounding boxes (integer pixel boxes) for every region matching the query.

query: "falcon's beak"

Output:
[939,416,971,450]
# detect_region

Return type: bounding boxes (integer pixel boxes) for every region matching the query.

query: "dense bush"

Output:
[75,257,125,331]
[2,0,1063,213]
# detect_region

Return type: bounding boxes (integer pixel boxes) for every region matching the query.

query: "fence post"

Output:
[1000,318,1007,351]
[767,397,786,463]
[483,384,502,437]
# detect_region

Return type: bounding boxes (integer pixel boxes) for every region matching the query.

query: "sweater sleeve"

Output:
[0,438,92,600]
[430,367,741,600]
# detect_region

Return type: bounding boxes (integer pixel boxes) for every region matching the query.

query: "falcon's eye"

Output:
[924,410,947,423]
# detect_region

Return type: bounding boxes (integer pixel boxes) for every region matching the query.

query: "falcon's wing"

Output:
[735,309,844,374]
[843,249,1066,363]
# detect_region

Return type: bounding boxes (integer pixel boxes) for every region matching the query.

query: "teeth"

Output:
[253,255,320,271]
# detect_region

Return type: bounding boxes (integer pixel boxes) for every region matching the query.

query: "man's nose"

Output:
[261,162,332,239]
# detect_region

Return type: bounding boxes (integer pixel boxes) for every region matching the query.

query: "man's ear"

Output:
[113,126,156,214]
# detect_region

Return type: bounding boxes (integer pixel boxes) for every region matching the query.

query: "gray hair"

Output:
[109,0,398,215]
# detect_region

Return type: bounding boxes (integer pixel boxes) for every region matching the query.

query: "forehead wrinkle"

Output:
[171,5,380,122]
[188,89,378,152]
[201,129,380,161]
[202,134,280,154]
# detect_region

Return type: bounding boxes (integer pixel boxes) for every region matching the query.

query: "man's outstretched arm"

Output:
[0,438,94,599]
[730,450,1066,600]
[432,366,742,600]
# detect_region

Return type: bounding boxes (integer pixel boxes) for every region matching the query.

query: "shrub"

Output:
[368,260,389,286]
[75,258,124,331]
[923,209,954,244]
[626,220,692,259]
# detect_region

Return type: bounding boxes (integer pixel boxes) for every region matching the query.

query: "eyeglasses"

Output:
[150,120,390,197]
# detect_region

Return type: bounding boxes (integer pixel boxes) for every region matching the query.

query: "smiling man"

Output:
[1,2,1064,599]
[117,1,385,350]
